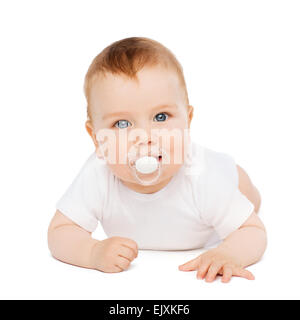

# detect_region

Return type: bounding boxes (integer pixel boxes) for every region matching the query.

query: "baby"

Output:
[48,37,267,283]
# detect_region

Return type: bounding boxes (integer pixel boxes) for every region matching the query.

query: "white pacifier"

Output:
[128,145,167,186]
[135,156,158,174]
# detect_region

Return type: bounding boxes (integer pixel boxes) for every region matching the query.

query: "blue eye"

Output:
[154,112,168,122]
[114,120,131,129]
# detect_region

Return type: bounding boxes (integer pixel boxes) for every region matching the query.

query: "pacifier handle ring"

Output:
[131,161,162,186]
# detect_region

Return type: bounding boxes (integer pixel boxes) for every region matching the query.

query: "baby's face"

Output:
[87,66,193,189]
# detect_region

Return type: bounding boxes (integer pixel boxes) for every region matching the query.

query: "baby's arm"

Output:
[179,211,267,282]
[48,210,138,272]
[217,210,267,268]
[236,164,261,213]
[179,165,267,282]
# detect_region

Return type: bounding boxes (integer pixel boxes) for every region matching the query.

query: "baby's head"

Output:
[84,37,193,190]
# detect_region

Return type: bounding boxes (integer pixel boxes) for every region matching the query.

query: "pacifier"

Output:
[135,156,158,174]
[127,144,168,186]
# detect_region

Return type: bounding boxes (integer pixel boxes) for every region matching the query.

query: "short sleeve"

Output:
[200,148,255,240]
[55,152,107,232]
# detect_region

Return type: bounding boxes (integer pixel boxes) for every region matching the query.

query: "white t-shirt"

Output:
[56,141,254,250]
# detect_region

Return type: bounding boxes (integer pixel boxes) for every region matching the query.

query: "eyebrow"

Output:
[102,104,178,120]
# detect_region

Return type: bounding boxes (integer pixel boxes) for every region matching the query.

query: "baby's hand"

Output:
[90,236,138,273]
[178,248,255,283]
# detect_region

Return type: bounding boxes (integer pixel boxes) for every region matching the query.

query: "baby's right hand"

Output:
[90,236,138,273]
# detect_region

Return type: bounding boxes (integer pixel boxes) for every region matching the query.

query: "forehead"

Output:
[89,66,185,119]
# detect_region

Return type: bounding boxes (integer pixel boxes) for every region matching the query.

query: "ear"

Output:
[85,120,98,148]
[187,105,194,128]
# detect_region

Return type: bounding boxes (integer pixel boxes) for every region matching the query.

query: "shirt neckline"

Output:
[117,164,185,201]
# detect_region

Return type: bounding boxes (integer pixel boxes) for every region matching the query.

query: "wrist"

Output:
[89,239,104,270]
[215,243,244,267]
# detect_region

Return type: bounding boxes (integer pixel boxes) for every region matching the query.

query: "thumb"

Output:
[178,256,200,271]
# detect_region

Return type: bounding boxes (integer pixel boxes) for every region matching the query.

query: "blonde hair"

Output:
[83,36,189,121]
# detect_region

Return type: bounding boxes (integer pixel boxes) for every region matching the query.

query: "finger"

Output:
[178,256,200,271]
[116,256,131,271]
[196,259,211,279]
[104,264,123,273]
[221,266,233,283]
[232,267,255,280]
[121,240,138,258]
[205,261,224,282]
[118,246,136,261]
[112,265,123,273]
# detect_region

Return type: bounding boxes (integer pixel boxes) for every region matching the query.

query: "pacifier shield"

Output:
[135,156,158,174]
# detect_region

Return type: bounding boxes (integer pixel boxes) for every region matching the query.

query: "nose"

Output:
[134,123,156,147]
[134,133,152,154]
[131,125,161,158]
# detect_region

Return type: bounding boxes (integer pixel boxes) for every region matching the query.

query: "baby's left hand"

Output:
[178,248,255,283]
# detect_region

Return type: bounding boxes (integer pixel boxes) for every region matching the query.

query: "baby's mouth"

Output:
[127,148,167,185]
[129,152,162,166]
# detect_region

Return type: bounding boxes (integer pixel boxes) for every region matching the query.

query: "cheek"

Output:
[115,139,127,164]
[105,139,134,180]
[107,163,132,180]
[162,126,189,166]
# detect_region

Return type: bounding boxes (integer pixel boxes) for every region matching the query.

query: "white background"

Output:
[0,0,299,299]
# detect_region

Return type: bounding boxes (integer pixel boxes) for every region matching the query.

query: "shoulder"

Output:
[188,141,239,188]
[55,152,110,232]
[63,151,110,202]
[204,146,238,187]
[78,152,109,178]
[187,142,239,212]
